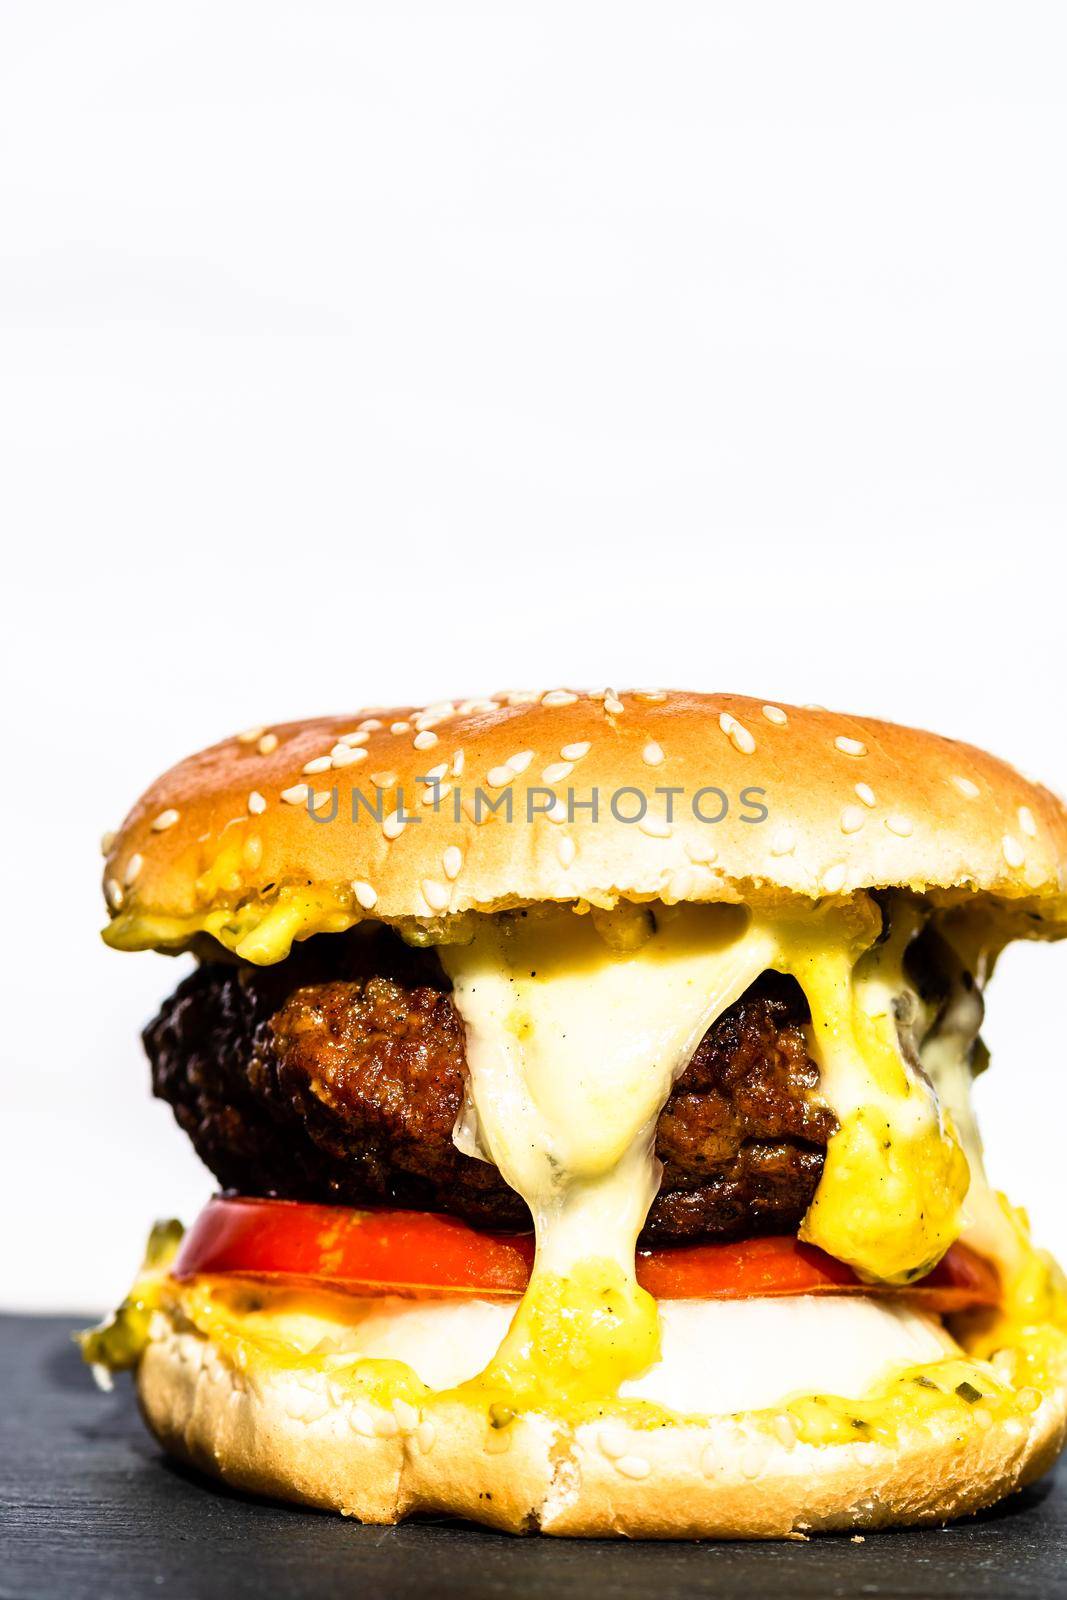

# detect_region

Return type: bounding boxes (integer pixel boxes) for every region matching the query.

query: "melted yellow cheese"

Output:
[775,904,969,1282]
[103,885,362,963]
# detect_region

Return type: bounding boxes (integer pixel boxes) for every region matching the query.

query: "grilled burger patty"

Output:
[145,928,835,1243]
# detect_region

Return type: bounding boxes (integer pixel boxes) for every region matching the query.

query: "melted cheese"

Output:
[439,903,777,1404]
[146,1272,1063,1449]
[103,885,359,963]
[174,1290,953,1413]
[779,905,969,1282]
[93,889,1067,1440]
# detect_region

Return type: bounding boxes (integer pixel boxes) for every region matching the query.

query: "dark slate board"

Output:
[2,1314,1065,1600]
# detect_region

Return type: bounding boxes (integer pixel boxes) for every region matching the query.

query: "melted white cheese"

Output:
[439,904,776,1283]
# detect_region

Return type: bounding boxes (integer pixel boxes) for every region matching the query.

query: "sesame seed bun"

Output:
[137,1302,1067,1538]
[102,690,1067,956]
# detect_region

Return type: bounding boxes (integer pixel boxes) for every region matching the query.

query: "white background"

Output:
[2,3,1065,1311]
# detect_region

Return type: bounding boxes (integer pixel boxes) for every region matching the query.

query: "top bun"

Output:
[102,689,1067,958]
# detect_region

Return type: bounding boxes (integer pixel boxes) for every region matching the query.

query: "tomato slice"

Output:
[173,1196,1000,1313]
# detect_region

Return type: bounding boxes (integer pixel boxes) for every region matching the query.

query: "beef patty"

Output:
[145,926,835,1243]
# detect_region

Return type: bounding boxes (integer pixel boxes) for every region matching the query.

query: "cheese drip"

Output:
[439,903,777,1405]
[440,896,972,1413]
[779,903,969,1283]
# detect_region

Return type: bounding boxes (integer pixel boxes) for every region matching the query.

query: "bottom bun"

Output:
[136,1293,1067,1538]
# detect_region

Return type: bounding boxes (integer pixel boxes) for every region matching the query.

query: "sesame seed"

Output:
[597,1427,627,1461]
[257,733,278,755]
[1018,805,1037,838]
[854,782,877,808]
[639,815,672,839]
[303,756,333,775]
[719,712,756,754]
[451,750,466,777]
[352,881,378,910]
[542,761,573,784]
[560,742,591,761]
[236,726,265,744]
[642,741,665,767]
[422,878,450,912]
[834,736,867,757]
[557,836,577,867]
[615,1454,651,1480]
[769,826,796,856]
[772,1414,796,1448]
[423,762,448,781]
[507,750,534,775]
[248,791,266,815]
[545,799,567,823]
[338,730,370,747]
[390,721,411,735]
[700,1443,721,1478]
[421,782,451,805]
[348,1407,376,1437]
[123,853,143,887]
[311,791,332,812]
[413,730,439,751]
[374,1411,399,1438]
[1002,834,1025,869]
[685,840,717,864]
[393,1399,420,1432]
[330,746,366,768]
[100,830,116,856]
[821,863,847,894]
[840,805,865,835]
[633,690,667,703]
[740,1443,768,1480]
[486,765,515,788]
[104,877,124,911]
[443,845,463,880]
[383,810,406,840]
[503,690,539,707]
[604,691,624,715]
[358,719,383,732]
[952,775,980,799]
[761,705,788,726]
[415,1419,437,1454]
[151,808,180,831]
[542,689,579,707]
[885,813,913,837]
[281,784,309,805]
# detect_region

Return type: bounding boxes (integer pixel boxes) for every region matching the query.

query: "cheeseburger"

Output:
[83,689,1067,1538]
